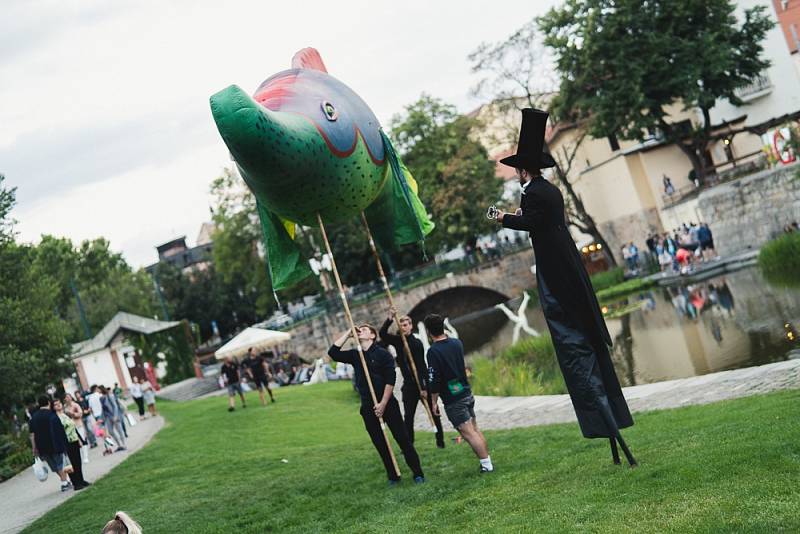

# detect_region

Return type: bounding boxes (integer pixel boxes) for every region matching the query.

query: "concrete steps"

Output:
[156,376,220,402]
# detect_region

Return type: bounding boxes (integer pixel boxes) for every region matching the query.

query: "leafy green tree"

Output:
[538,0,773,180]
[390,95,502,252]
[0,178,70,422]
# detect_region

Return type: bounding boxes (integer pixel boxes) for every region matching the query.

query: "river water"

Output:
[452,266,800,387]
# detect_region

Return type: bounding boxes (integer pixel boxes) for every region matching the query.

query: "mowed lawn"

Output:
[23,383,800,533]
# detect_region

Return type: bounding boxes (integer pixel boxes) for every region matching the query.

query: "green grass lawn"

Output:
[24,384,800,533]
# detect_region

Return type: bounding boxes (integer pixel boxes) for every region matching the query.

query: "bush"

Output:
[595,278,656,303]
[589,267,624,292]
[759,232,800,288]
[471,335,566,396]
[0,432,33,482]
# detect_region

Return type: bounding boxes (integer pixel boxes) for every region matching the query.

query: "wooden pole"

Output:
[316,213,401,477]
[359,212,435,427]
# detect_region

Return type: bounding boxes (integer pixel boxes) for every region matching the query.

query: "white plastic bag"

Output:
[104,436,116,449]
[33,458,49,482]
[80,445,89,464]
[126,413,137,427]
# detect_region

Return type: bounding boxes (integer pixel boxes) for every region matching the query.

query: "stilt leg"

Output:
[609,437,621,465]
[615,433,637,467]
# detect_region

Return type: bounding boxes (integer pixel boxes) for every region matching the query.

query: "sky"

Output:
[1,0,557,267]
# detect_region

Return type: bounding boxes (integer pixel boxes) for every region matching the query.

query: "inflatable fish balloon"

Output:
[210,48,433,289]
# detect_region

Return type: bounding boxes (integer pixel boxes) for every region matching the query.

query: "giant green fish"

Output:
[210,48,433,290]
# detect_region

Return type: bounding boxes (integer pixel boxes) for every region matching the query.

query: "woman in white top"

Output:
[130,376,145,419]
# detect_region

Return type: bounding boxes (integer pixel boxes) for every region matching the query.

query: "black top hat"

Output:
[499,108,556,169]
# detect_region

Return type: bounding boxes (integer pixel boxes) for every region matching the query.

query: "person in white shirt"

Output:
[87,385,104,422]
[129,376,145,419]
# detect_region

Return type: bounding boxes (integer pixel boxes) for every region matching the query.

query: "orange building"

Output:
[773,0,800,73]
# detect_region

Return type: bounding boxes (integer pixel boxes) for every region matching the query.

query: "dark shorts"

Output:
[40,453,64,472]
[227,382,243,396]
[701,240,714,251]
[252,374,270,389]
[444,394,476,429]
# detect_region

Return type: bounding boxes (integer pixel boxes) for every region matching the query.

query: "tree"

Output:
[32,235,158,343]
[470,23,618,265]
[539,0,774,181]
[0,178,70,422]
[390,95,502,252]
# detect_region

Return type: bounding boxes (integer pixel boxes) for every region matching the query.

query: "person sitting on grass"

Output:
[242,347,276,406]
[425,314,494,474]
[29,395,72,492]
[328,324,426,486]
[222,356,246,412]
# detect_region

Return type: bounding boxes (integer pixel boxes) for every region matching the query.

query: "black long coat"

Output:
[503,176,633,438]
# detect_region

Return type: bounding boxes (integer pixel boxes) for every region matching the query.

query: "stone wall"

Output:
[597,207,664,261]
[696,162,800,256]
[284,248,536,359]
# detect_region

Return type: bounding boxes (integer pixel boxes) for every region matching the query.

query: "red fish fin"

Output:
[291,48,328,73]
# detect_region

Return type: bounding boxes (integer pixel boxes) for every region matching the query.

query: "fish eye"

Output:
[321,101,338,121]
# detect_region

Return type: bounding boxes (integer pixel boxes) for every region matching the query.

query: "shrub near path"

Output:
[23,383,800,533]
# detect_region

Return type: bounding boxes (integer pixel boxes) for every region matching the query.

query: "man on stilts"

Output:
[329,324,426,485]
[494,109,637,467]
[379,306,445,449]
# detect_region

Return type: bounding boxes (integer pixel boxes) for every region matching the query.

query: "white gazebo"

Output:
[214,327,291,360]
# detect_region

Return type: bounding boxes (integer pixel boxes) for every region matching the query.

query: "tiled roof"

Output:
[71,311,180,358]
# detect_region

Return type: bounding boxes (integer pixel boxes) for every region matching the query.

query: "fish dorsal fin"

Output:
[291,48,328,73]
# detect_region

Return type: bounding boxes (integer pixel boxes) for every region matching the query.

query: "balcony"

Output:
[734,74,773,102]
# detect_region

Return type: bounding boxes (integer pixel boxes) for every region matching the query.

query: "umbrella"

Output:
[214,327,291,360]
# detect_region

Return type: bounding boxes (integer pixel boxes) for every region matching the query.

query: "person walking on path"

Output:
[75,390,98,449]
[221,357,247,412]
[100,386,127,451]
[494,108,636,467]
[141,379,158,417]
[425,314,494,474]
[63,393,89,463]
[28,395,72,492]
[130,376,145,420]
[53,398,90,490]
[328,324,425,485]
[242,348,276,406]
[379,306,445,448]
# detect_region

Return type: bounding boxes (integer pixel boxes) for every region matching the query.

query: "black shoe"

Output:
[242,404,247,409]
[228,407,234,412]
[436,435,445,449]
[271,398,275,403]
[479,466,494,474]
[388,479,401,486]
[414,476,426,484]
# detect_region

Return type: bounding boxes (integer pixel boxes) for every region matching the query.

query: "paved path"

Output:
[0,415,164,534]
[416,358,800,431]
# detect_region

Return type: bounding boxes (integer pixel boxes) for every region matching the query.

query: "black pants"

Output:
[133,396,145,416]
[401,386,444,444]
[360,397,423,481]
[66,440,86,486]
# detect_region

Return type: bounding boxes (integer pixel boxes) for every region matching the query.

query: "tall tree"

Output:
[0,177,70,421]
[470,24,618,265]
[390,95,502,253]
[539,0,774,181]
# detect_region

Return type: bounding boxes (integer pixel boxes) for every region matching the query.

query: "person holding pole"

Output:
[328,324,426,486]
[379,307,445,449]
[425,314,494,474]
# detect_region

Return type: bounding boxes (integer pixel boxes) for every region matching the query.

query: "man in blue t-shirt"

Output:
[29,395,72,492]
[425,314,494,473]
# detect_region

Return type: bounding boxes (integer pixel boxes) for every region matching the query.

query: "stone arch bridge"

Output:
[284,248,535,358]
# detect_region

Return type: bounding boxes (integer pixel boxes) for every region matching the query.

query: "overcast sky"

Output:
[2,0,556,267]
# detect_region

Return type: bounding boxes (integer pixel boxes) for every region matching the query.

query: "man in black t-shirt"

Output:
[221,357,246,412]
[328,324,425,485]
[426,314,494,474]
[242,348,276,406]
[29,395,72,491]
[379,307,444,448]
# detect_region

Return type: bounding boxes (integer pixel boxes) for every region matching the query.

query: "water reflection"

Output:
[459,267,800,386]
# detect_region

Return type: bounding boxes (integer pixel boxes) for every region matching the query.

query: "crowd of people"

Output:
[637,222,719,275]
[28,380,158,494]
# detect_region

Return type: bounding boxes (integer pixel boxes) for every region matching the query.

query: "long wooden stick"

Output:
[359,212,435,427]
[317,213,400,477]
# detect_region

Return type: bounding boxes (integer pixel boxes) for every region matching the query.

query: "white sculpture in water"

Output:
[495,291,540,344]
[417,318,460,354]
